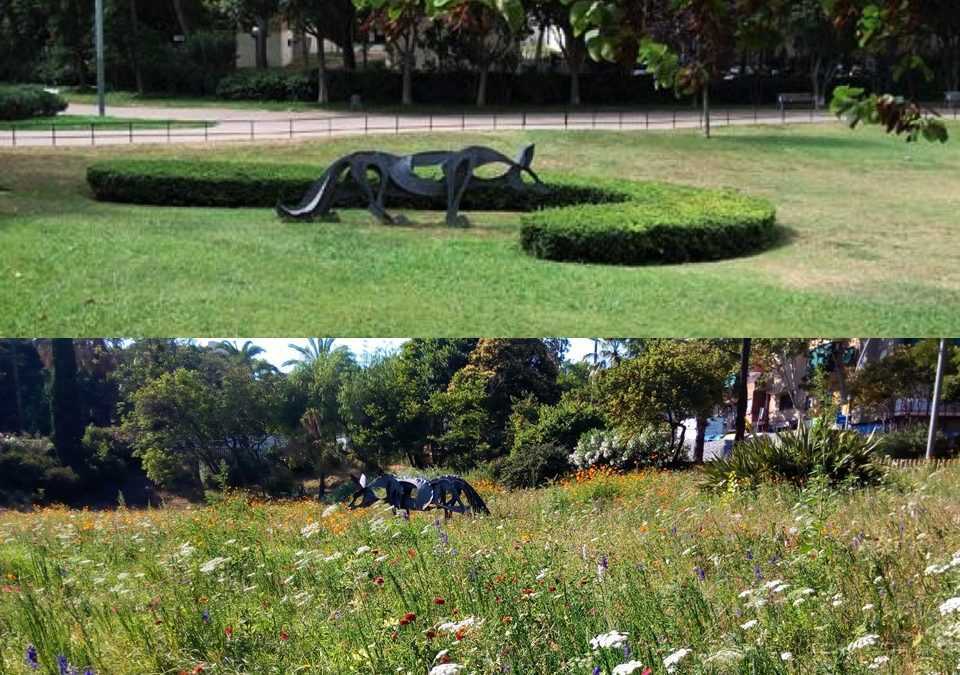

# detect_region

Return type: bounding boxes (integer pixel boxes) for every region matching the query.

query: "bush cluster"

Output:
[520,181,778,265]
[701,424,887,491]
[214,67,867,107]
[0,84,67,121]
[571,426,675,470]
[0,435,80,506]
[875,425,951,459]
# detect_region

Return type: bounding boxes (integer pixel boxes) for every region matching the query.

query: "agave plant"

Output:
[702,423,886,491]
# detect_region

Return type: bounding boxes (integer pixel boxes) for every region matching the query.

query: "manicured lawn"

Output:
[2,466,960,673]
[1,123,959,335]
[0,114,211,130]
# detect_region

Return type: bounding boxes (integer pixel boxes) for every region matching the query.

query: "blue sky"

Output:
[196,338,598,371]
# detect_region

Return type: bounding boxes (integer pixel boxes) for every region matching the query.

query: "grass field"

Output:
[1,123,959,335]
[0,116,210,131]
[2,466,960,674]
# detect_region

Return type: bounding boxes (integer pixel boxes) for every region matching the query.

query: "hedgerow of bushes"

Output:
[86,159,777,266]
[86,159,630,211]
[520,181,778,265]
[0,84,67,120]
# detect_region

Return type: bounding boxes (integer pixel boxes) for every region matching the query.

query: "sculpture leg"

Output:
[444,157,474,227]
[351,161,394,225]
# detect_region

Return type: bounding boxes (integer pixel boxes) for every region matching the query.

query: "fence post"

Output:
[167,120,171,143]
[592,111,597,128]
[726,109,730,126]
[395,114,399,134]
[493,113,497,130]
[90,123,95,146]
[52,124,56,147]
[289,119,294,140]
[646,112,649,129]
[129,122,133,144]
[522,111,527,129]
[781,106,786,124]
[429,114,433,131]
[365,113,369,135]
[754,106,758,123]
[204,122,209,142]
[249,120,255,141]
[10,125,15,147]
[564,111,568,129]
[672,110,676,129]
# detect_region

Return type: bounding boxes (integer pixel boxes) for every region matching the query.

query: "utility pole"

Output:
[926,338,947,461]
[734,338,751,442]
[95,0,106,117]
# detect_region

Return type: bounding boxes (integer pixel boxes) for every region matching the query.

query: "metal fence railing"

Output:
[3,105,958,148]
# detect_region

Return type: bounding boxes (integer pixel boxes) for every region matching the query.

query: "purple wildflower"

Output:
[592,667,602,675]
[25,645,39,670]
[623,641,632,659]
[754,564,763,581]
[745,549,753,561]
[695,566,706,581]
[201,609,210,624]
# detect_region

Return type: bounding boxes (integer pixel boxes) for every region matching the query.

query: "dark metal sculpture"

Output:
[347,473,490,518]
[277,145,544,227]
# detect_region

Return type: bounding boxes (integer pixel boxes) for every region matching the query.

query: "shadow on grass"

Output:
[712,131,888,151]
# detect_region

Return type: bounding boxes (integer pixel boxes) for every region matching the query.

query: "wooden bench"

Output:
[777,93,816,111]
[946,91,960,109]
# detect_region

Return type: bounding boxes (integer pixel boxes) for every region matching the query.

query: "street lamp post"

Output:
[926,338,947,461]
[95,0,105,117]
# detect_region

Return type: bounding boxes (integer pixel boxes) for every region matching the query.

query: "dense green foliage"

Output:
[874,425,949,459]
[0,84,66,120]
[85,159,627,211]
[521,183,778,265]
[702,424,887,491]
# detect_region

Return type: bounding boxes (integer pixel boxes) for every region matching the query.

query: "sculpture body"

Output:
[347,473,490,517]
[277,145,543,226]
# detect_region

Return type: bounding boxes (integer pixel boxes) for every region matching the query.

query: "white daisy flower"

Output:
[663,648,691,673]
[590,630,629,650]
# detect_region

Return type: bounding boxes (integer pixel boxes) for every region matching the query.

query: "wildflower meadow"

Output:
[3,466,960,674]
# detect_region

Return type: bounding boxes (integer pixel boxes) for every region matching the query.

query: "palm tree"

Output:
[213,340,278,377]
[283,338,337,367]
[582,338,628,372]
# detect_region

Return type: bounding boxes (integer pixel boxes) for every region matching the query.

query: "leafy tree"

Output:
[429,365,497,466]
[752,338,813,422]
[355,0,429,105]
[123,365,281,488]
[603,339,735,462]
[0,339,47,435]
[528,0,588,104]
[281,0,358,101]
[217,0,281,68]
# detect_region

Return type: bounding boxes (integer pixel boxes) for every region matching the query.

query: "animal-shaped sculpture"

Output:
[346,473,489,518]
[276,145,544,227]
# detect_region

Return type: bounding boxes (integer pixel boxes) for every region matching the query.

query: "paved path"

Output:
[0,102,848,148]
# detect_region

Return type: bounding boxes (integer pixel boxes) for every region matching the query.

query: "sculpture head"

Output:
[346,473,379,510]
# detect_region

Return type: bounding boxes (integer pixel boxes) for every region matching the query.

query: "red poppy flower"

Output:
[279,630,289,641]
[373,576,385,586]
[425,629,437,639]
[224,625,233,638]
[434,597,445,605]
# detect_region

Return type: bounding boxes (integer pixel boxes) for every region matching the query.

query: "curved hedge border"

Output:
[86,159,776,266]
[520,181,778,265]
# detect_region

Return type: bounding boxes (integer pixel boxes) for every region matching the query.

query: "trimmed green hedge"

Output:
[520,181,777,265]
[0,84,67,120]
[86,159,628,211]
[86,159,777,266]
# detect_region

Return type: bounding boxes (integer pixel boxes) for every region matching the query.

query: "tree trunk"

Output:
[702,84,711,139]
[401,57,413,105]
[317,44,328,103]
[477,64,489,107]
[341,24,357,71]
[129,0,144,94]
[7,341,23,433]
[255,16,269,69]
[300,29,310,67]
[171,0,190,35]
[534,24,545,72]
[694,414,707,464]
[317,470,326,499]
[735,338,752,442]
[51,338,84,472]
[811,54,822,110]
[569,66,581,106]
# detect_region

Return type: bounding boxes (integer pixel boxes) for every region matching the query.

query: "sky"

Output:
[196,338,599,371]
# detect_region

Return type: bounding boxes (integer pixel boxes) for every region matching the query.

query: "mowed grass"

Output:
[2,467,960,674]
[0,115,211,131]
[1,123,960,335]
